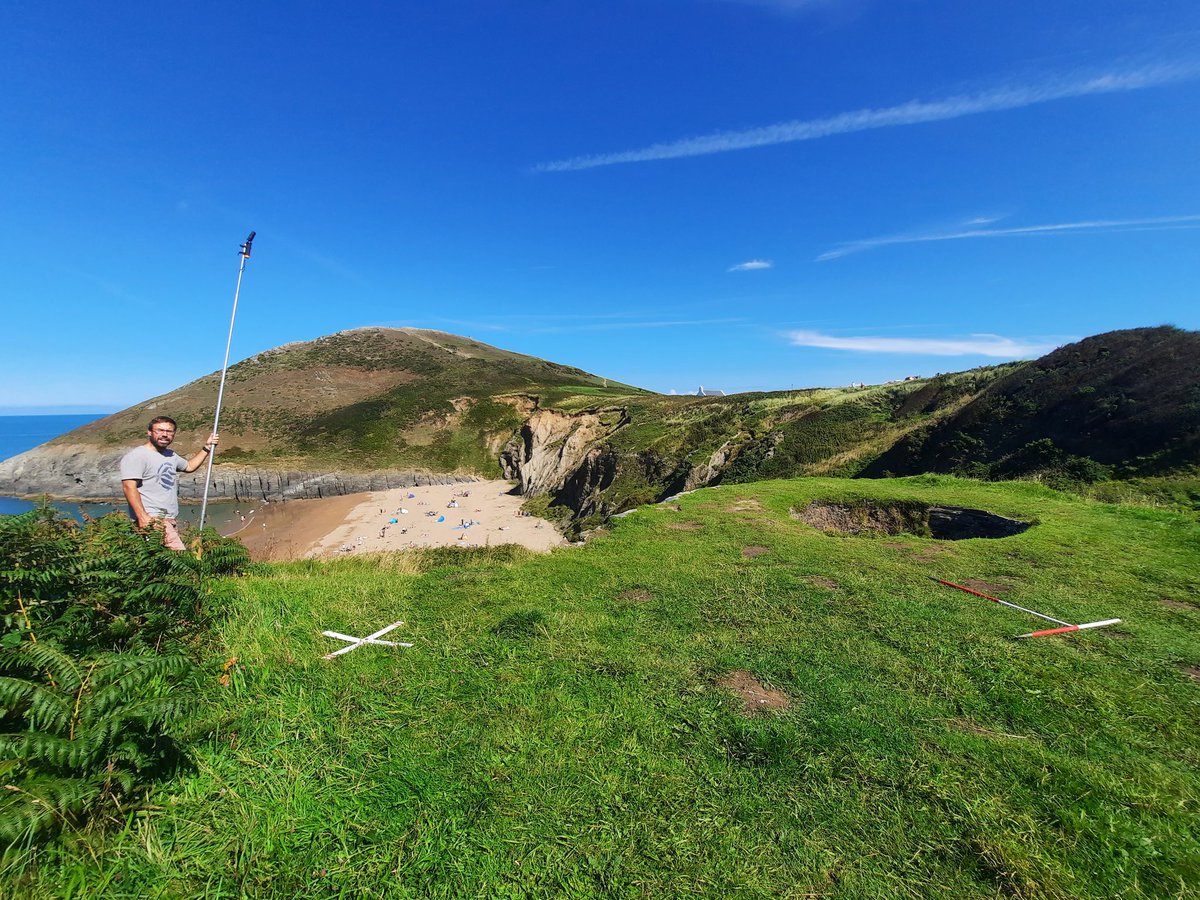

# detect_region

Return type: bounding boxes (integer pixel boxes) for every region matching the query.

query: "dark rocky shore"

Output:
[0,445,476,503]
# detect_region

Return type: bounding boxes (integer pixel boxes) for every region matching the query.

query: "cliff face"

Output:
[0,445,474,503]
[499,408,629,499]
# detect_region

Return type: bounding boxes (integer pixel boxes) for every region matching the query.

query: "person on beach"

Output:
[119,416,218,551]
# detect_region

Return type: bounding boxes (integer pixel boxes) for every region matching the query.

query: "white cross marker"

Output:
[320,621,413,659]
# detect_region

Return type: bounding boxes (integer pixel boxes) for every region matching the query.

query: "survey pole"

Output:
[199,231,255,535]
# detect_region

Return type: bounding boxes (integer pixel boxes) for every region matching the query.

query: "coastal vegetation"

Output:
[7,326,1195,531]
[0,507,248,852]
[4,477,1199,898]
[3,324,1200,895]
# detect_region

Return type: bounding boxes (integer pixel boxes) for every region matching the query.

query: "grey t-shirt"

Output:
[119,444,189,518]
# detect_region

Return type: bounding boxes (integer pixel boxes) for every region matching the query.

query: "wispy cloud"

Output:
[728,259,774,272]
[533,62,1198,172]
[787,330,1064,357]
[818,213,1200,260]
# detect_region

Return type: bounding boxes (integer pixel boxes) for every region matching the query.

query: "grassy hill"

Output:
[21,326,1200,525]
[58,327,649,475]
[10,476,1200,898]
[863,326,1200,483]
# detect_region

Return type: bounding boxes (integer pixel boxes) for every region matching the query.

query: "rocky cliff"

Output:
[500,407,629,501]
[0,445,474,503]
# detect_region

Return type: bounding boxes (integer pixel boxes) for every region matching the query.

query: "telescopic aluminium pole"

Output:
[930,577,1121,638]
[930,577,1071,626]
[198,231,255,535]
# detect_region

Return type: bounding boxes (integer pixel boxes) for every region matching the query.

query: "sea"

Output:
[0,414,239,529]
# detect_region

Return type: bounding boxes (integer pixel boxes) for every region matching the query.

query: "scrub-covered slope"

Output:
[863,326,1200,482]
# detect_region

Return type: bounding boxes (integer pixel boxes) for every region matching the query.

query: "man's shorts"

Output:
[161,517,186,551]
[129,505,187,551]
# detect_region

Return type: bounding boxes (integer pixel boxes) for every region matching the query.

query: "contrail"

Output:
[818,214,1200,260]
[786,331,1063,357]
[534,63,1197,172]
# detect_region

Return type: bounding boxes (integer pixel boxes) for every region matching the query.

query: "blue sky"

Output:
[2,1,1198,412]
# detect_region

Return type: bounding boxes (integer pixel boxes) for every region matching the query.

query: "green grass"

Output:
[8,476,1200,898]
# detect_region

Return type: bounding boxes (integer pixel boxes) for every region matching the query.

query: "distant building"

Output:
[696,385,725,397]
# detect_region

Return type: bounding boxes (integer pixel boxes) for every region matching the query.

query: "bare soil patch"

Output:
[807,576,839,590]
[1181,665,1200,682]
[742,545,770,558]
[616,589,655,602]
[667,521,703,531]
[717,670,791,716]
[913,544,953,562]
[961,579,1012,595]
[1159,597,1196,610]
[729,499,763,512]
[945,718,1030,740]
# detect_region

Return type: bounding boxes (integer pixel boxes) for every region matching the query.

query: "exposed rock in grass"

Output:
[717,670,791,716]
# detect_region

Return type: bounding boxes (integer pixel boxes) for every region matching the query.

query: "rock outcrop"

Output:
[0,445,474,503]
[681,440,740,493]
[500,407,628,498]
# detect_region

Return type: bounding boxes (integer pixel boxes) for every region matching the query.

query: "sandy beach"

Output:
[227,480,564,561]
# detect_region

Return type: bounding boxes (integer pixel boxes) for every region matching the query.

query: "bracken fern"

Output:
[0,642,196,846]
[0,507,247,853]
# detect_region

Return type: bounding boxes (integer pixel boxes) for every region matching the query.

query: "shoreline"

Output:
[232,480,564,562]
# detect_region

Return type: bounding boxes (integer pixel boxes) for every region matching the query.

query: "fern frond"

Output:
[31,685,74,734]
[0,774,102,842]
[0,731,98,771]
[0,677,40,711]
[101,694,196,730]
[4,643,83,693]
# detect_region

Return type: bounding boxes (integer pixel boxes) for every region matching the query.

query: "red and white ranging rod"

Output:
[930,577,1120,639]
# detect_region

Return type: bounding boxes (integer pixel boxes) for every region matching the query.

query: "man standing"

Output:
[120,416,218,550]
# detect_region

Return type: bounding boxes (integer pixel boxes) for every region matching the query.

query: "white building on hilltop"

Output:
[696,385,725,397]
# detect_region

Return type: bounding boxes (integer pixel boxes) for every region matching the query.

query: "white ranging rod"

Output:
[199,231,255,535]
